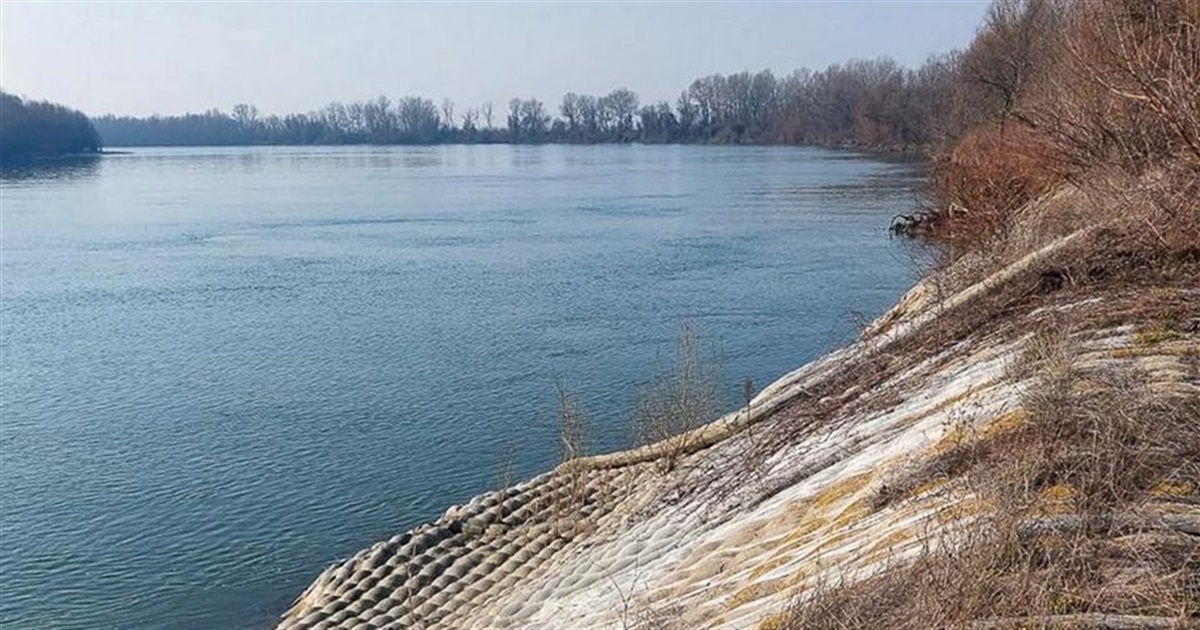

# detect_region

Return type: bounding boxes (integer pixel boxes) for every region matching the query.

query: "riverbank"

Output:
[276,2,1200,623]
[275,178,1200,628]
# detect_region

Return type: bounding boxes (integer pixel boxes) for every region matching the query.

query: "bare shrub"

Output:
[957,0,1069,123]
[556,379,589,464]
[633,323,721,473]
[926,124,1063,253]
[922,0,1199,255]
[916,0,1070,250]
[611,560,689,630]
[494,440,517,520]
[1018,0,1200,249]
[553,380,591,538]
[1026,0,1200,173]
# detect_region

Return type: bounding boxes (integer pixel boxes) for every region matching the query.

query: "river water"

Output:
[0,145,921,629]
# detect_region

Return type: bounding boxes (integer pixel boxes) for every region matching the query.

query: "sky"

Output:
[0,1,990,118]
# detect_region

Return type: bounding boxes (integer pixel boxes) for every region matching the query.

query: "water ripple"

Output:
[0,144,920,630]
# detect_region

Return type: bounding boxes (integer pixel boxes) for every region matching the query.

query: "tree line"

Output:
[0,92,101,162]
[893,0,1198,249]
[13,3,1067,158]
[93,53,981,151]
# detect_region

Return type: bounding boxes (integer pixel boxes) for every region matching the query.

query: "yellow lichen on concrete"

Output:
[724,577,788,613]
[725,584,762,611]
[747,555,792,582]
[933,497,985,525]
[1035,483,1076,515]
[757,614,783,630]
[1149,480,1193,499]
[807,471,874,516]
[862,527,913,558]
[981,409,1026,438]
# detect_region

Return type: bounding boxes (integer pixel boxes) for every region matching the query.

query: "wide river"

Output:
[0,145,921,629]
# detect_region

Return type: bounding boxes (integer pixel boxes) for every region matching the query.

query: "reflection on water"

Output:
[0,144,922,630]
[400,148,444,168]
[107,150,268,174]
[0,156,102,184]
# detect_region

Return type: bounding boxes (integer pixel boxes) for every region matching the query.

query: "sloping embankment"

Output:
[276,185,1199,630]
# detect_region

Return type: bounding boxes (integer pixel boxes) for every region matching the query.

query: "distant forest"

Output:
[93,52,1001,151]
[0,92,101,161]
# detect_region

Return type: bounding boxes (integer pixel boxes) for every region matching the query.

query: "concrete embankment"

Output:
[276,185,1199,629]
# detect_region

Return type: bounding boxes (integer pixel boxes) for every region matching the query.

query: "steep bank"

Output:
[274,180,1200,629]
[277,0,1200,623]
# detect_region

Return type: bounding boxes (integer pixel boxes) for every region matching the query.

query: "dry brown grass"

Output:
[552,380,592,538]
[781,321,1200,630]
[777,5,1200,626]
[632,323,721,473]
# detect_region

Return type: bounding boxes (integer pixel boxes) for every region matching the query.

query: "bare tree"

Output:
[675,90,697,138]
[231,103,258,128]
[560,92,581,136]
[460,108,478,133]
[396,96,439,143]
[605,88,639,139]
[352,96,397,143]
[958,0,1067,123]
[480,100,494,129]
[440,98,455,132]
[507,98,522,139]
[578,94,600,137]
[508,98,550,142]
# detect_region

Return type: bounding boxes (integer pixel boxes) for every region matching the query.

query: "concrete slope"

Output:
[276,215,1200,630]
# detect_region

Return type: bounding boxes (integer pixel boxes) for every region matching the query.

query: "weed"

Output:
[781,322,1200,629]
[632,323,721,473]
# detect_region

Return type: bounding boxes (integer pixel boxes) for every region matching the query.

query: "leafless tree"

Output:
[440,98,455,132]
[480,101,494,129]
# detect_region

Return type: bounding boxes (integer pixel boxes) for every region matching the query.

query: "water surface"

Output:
[0,145,921,629]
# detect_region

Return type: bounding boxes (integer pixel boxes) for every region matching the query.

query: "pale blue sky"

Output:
[1,2,989,117]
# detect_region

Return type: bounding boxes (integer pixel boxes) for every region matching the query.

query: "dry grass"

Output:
[494,440,518,521]
[632,323,721,473]
[552,380,592,538]
[781,320,1200,630]
[771,5,1200,626]
[556,379,590,465]
[915,0,1200,267]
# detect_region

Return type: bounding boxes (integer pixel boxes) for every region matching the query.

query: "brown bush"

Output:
[1022,0,1200,173]
[919,0,1070,249]
[926,124,1063,251]
[1018,0,1200,251]
[923,0,1199,255]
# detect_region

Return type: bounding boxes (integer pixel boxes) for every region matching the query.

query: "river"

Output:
[0,144,921,629]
